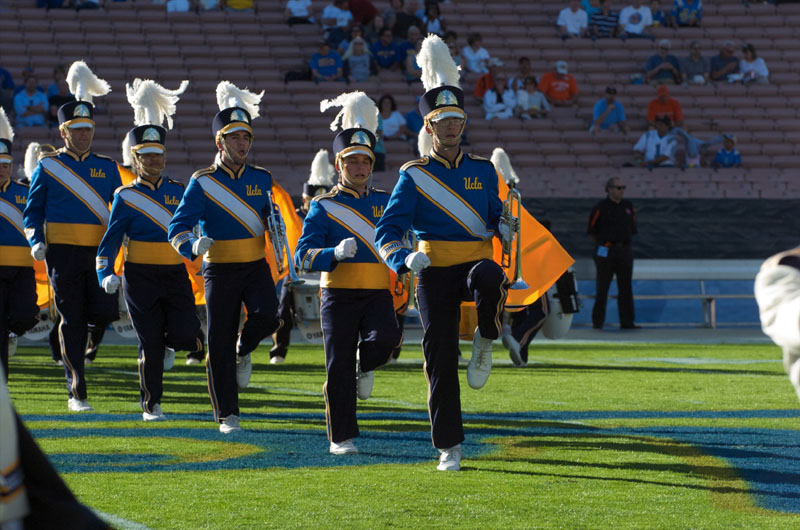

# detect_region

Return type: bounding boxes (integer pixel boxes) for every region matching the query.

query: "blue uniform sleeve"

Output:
[294,200,337,272]
[168,177,205,260]
[487,168,502,232]
[374,171,417,274]
[96,194,130,285]
[23,162,47,247]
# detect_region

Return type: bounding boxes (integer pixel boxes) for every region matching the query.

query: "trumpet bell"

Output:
[402,307,420,319]
[509,278,529,291]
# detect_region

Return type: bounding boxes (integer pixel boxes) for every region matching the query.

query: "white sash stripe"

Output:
[406,166,493,239]
[197,176,265,236]
[319,200,376,246]
[118,189,173,233]
[41,158,109,225]
[0,198,25,234]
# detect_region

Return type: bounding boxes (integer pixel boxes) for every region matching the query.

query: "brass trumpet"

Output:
[394,233,419,318]
[501,185,529,290]
[266,191,305,286]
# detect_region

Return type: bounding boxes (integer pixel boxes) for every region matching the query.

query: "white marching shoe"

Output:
[143,403,166,421]
[236,353,252,389]
[437,445,462,471]
[219,414,241,433]
[269,356,285,365]
[163,349,176,371]
[330,439,358,455]
[467,328,493,389]
[501,324,523,366]
[68,398,93,412]
[356,360,374,401]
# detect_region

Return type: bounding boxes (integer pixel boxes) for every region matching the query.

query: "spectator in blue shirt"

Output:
[670,0,702,27]
[13,74,48,127]
[712,134,741,168]
[644,39,681,85]
[404,97,424,136]
[310,41,345,83]
[371,27,401,71]
[46,65,68,98]
[0,67,13,114]
[590,86,627,134]
[650,0,670,27]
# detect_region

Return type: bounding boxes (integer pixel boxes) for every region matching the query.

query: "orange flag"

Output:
[264,180,303,284]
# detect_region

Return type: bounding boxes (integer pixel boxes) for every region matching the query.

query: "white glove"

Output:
[31,242,46,261]
[498,220,516,245]
[192,236,214,255]
[101,275,120,294]
[404,251,430,272]
[334,237,358,261]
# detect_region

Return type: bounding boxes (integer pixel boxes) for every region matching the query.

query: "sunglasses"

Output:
[611,185,626,190]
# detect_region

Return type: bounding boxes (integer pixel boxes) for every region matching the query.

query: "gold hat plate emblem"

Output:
[231,109,249,123]
[350,131,371,146]
[142,127,161,141]
[435,90,458,106]
[74,104,91,117]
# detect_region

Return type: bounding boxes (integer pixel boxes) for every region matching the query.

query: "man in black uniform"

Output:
[587,176,638,329]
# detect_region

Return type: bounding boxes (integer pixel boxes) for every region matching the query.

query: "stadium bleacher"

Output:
[3,0,799,198]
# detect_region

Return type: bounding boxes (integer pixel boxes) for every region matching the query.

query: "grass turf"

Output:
[7,340,800,529]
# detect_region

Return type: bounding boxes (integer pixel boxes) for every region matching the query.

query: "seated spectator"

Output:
[285,0,315,25]
[378,94,414,140]
[582,0,601,19]
[75,0,101,10]
[712,134,741,168]
[382,0,403,31]
[740,43,769,85]
[644,39,681,85]
[516,76,550,119]
[461,33,491,75]
[374,114,386,171]
[633,116,677,167]
[48,79,74,128]
[338,25,367,56]
[710,41,739,82]
[681,41,709,85]
[404,97,424,135]
[474,57,504,100]
[646,85,683,127]
[484,73,516,121]
[508,57,533,92]
[391,0,422,40]
[557,0,589,40]
[371,28,402,71]
[37,0,64,7]
[223,0,253,12]
[444,31,462,67]
[589,0,619,39]
[349,0,378,26]
[13,74,48,127]
[538,61,579,107]
[618,0,654,40]
[670,0,702,27]
[0,67,14,114]
[167,0,191,12]
[590,86,627,134]
[405,39,423,83]
[650,0,670,27]
[197,0,221,11]
[343,37,375,83]
[397,25,422,68]
[322,0,354,48]
[422,2,446,36]
[310,41,345,83]
[46,65,67,99]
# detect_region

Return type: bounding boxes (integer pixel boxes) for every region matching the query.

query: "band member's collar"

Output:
[337,183,368,198]
[430,148,463,169]
[135,176,163,190]
[63,148,91,162]
[217,160,246,180]
[0,178,10,193]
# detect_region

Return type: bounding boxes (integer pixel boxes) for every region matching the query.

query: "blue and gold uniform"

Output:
[295,182,401,446]
[97,171,202,417]
[23,99,122,404]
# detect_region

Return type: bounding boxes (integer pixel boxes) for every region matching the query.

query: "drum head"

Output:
[113,314,138,339]
[296,318,324,345]
[23,310,55,340]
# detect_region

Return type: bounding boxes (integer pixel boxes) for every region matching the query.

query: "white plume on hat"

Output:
[491,148,519,185]
[126,79,189,129]
[0,108,13,142]
[417,127,432,157]
[23,143,40,178]
[66,61,111,104]
[120,136,132,167]
[215,81,263,119]
[418,34,460,92]
[319,91,378,134]
[308,149,336,187]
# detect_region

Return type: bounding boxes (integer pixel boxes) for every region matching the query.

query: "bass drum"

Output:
[293,278,323,345]
[23,308,55,341]
[541,288,574,340]
[112,313,138,339]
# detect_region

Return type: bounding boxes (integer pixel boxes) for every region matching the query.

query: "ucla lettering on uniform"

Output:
[164,195,180,206]
[246,184,262,196]
[90,168,106,179]
[372,205,384,218]
[464,176,483,190]
[15,195,26,205]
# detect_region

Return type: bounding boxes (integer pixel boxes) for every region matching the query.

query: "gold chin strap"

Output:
[425,117,466,146]
[60,125,95,152]
[338,154,373,190]
[218,132,253,163]
[133,151,166,179]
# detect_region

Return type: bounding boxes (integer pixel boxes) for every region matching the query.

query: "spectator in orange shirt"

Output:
[538,60,579,107]
[646,84,683,127]
[473,57,504,100]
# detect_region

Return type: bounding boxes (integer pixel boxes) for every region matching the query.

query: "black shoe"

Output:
[620,324,641,329]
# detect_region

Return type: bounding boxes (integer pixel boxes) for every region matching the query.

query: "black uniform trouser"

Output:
[46,244,119,400]
[416,259,507,449]
[123,263,202,413]
[270,280,294,359]
[320,288,400,443]
[203,259,279,422]
[0,265,39,378]
[592,245,635,328]
[509,296,548,364]
[48,313,106,363]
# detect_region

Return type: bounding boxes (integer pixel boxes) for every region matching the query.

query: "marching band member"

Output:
[168,82,282,434]
[294,92,401,455]
[0,110,39,378]
[96,79,204,422]
[374,36,512,471]
[23,61,122,412]
[270,149,336,364]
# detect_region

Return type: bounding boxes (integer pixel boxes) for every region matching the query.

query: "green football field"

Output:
[7,340,800,529]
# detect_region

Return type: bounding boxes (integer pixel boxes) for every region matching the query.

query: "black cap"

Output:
[212,106,253,140]
[332,127,376,162]
[303,183,330,197]
[419,85,466,122]
[126,124,167,155]
[57,100,95,129]
[0,139,11,163]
